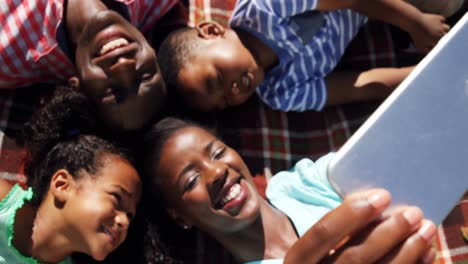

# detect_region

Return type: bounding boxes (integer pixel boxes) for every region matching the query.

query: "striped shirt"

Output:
[0,0,177,89]
[230,0,367,111]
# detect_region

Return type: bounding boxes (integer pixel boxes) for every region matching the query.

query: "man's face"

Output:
[75,11,166,130]
[177,29,264,112]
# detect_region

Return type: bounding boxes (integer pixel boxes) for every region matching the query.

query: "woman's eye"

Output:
[183,175,199,193]
[213,147,226,160]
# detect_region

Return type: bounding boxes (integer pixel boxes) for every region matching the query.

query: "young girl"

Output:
[141,117,437,263]
[0,87,141,263]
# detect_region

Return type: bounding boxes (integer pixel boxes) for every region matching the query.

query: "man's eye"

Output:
[141,73,153,82]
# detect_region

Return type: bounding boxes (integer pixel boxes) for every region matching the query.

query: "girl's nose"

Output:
[115,211,130,231]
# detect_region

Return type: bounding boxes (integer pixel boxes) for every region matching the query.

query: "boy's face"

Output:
[177,28,264,112]
[74,11,166,130]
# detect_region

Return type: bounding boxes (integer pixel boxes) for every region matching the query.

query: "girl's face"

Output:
[63,154,141,261]
[156,127,261,234]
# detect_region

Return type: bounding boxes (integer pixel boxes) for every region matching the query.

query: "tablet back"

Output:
[327,13,468,224]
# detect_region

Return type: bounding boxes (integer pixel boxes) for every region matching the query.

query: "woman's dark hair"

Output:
[139,117,217,264]
[21,86,130,208]
[141,117,193,197]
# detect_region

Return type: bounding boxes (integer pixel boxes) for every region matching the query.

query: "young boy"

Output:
[158,0,451,112]
[0,0,177,130]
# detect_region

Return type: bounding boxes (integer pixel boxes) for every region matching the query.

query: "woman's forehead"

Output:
[158,127,217,175]
[168,126,216,149]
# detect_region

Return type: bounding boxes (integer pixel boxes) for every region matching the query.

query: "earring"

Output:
[182,224,191,230]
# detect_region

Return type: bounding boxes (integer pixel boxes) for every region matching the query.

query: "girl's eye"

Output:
[213,147,226,160]
[183,174,199,193]
[111,193,122,204]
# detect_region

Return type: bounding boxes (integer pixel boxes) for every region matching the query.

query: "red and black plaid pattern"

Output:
[0,0,177,89]
[217,96,380,175]
[435,195,468,264]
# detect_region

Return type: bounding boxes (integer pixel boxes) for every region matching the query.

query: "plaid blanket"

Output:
[0,0,466,263]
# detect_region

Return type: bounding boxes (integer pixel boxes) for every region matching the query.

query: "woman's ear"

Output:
[68,77,81,91]
[49,169,75,203]
[167,208,193,230]
[196,21,225,39]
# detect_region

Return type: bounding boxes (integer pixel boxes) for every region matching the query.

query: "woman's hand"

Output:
[284,189,436,264]
[409,13,450,53]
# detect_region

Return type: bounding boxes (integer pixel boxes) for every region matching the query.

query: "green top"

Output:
[0,184,73,264]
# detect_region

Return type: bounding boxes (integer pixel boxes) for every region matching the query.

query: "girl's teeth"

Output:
[99,38,129,55]
[221,183,241,205]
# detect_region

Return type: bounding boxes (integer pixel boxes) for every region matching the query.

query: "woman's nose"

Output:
[205,161,228,189]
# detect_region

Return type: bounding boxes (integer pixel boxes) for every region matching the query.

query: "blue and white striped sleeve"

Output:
[269,0,320,17]
[237,0,320,18]
[260,76,327,112]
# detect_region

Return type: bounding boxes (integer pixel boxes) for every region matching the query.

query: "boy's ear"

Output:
[167,208,193,230]
[196,21,225,39]
[49,169,75,203]
[68,77,81,91]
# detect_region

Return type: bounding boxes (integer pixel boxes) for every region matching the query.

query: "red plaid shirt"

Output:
[0,0,177,89]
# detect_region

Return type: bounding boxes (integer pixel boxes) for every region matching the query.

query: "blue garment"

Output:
[245,153,342,264]
[230,0,367,111]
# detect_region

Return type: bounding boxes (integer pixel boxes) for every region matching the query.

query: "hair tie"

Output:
[66,128,80,139]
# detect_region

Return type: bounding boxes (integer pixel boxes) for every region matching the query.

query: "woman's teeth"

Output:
[99,38,129,56]
[221,183,241,206]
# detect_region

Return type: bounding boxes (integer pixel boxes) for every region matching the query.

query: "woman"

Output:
[141,117,436,263]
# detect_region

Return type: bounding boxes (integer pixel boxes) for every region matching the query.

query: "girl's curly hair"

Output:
[21,86,129,207]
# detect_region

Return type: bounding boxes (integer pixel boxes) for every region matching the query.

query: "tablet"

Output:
[327,13,468,225]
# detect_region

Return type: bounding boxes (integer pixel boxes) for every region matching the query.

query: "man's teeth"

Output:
[99,38,129,55]
[221,183,241,205]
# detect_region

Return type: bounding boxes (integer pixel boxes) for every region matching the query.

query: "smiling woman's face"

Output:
[74,10,166,130]
[155,126,261,234]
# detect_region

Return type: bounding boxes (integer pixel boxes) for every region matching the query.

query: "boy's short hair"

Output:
[158,27,204,92]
